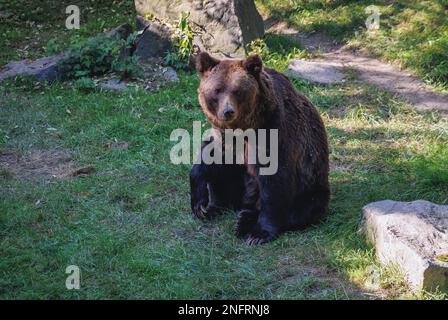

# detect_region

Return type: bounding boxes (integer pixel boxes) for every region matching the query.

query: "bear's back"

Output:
[263,67,329,187]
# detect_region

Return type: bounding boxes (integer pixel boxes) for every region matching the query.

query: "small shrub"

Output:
[113,55,142,80]
[59,35,121,78]
[246,38,268,57]
[164,12,194,70]
[46,38,63,55]
[59,33,141,80]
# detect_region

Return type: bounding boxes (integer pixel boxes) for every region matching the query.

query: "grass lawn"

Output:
[0,1,447,299]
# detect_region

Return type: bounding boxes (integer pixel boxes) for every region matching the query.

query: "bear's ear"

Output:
[243,55,263,76]
[195,52,220,74]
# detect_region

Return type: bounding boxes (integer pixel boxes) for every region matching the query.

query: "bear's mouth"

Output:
[217,115,235,123]
[214,119,253,131]
[212,113,238,128]
[212,117,237,129]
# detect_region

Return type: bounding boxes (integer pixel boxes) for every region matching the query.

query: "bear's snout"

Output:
[217,104,236,122]
[222,106,235,120]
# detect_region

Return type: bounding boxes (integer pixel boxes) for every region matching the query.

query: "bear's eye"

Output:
[232,88,244,99]
[207,94,218,109]
[214,87,223,95]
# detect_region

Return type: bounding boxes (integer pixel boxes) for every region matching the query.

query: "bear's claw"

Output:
[193,202,224,220]
[192,201,207,219]
[235,209,259,238]
[245,228,277,246]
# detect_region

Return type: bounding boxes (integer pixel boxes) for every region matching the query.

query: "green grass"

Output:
[1,72,447,299]
[256,0,448,89]
[0,0,134,66]
[248,34,309,71]
[1,0,448,300]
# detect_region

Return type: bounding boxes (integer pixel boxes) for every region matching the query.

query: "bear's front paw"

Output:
[235,209,259,238]
[193,201,224,220]
[192,200,209,219]
[245,225,278,245]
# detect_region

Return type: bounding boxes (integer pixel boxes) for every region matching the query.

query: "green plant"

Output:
[59,35,122,78]
[246,38,268,57]
[164,51,187,70]
[59,33,141,80]
[165,12,194,70]
[45,38,63,55]
[74,77,96,92]
[113,55,142,80]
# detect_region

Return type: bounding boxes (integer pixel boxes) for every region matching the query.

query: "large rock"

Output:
[134,0,264,57]
[287,59,346,85]
[0,55,65,82]
[104,23,133,40]
[361,200,448,293]
[134,17,173,60]
[96,62,179,92]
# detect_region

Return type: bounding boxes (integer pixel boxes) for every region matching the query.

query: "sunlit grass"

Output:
[256,0,448,89]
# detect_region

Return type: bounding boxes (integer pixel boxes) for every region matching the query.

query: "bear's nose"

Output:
[223,107,235,120]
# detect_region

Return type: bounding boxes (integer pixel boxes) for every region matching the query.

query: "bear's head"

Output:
[195,52,263,130]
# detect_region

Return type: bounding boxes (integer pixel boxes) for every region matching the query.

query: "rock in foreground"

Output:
[361,200,448,293]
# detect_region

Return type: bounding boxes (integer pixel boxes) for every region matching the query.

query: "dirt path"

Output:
[266,20,448,113]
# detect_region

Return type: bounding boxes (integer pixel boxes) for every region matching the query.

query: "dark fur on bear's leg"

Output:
[190,163,245,219]
[235,209,259,238]
[244,169,292,245]
[289,187,331,230]
[235,174,260,238]
[190,141,246,219]
[190,164,209,219]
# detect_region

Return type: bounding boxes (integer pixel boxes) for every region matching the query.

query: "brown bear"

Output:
[190,52,330,245]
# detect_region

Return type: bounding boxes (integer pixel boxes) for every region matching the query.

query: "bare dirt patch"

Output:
[104,140,129,150]
[0,149,75,181]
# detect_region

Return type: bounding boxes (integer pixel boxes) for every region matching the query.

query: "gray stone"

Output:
[104,23,133,40]
[287,59,346,85]
[140,62,179,91]
[103,23,135,58]
[97,79,128,91]
[136,15,151,31]
[361,200,448,293]
[160,66,180,83]
[134,18,173,60]
[96,62,179,92]
[0,54,65,82]
[134,0,264,57]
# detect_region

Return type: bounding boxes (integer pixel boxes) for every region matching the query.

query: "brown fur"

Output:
[190,52,330,245]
